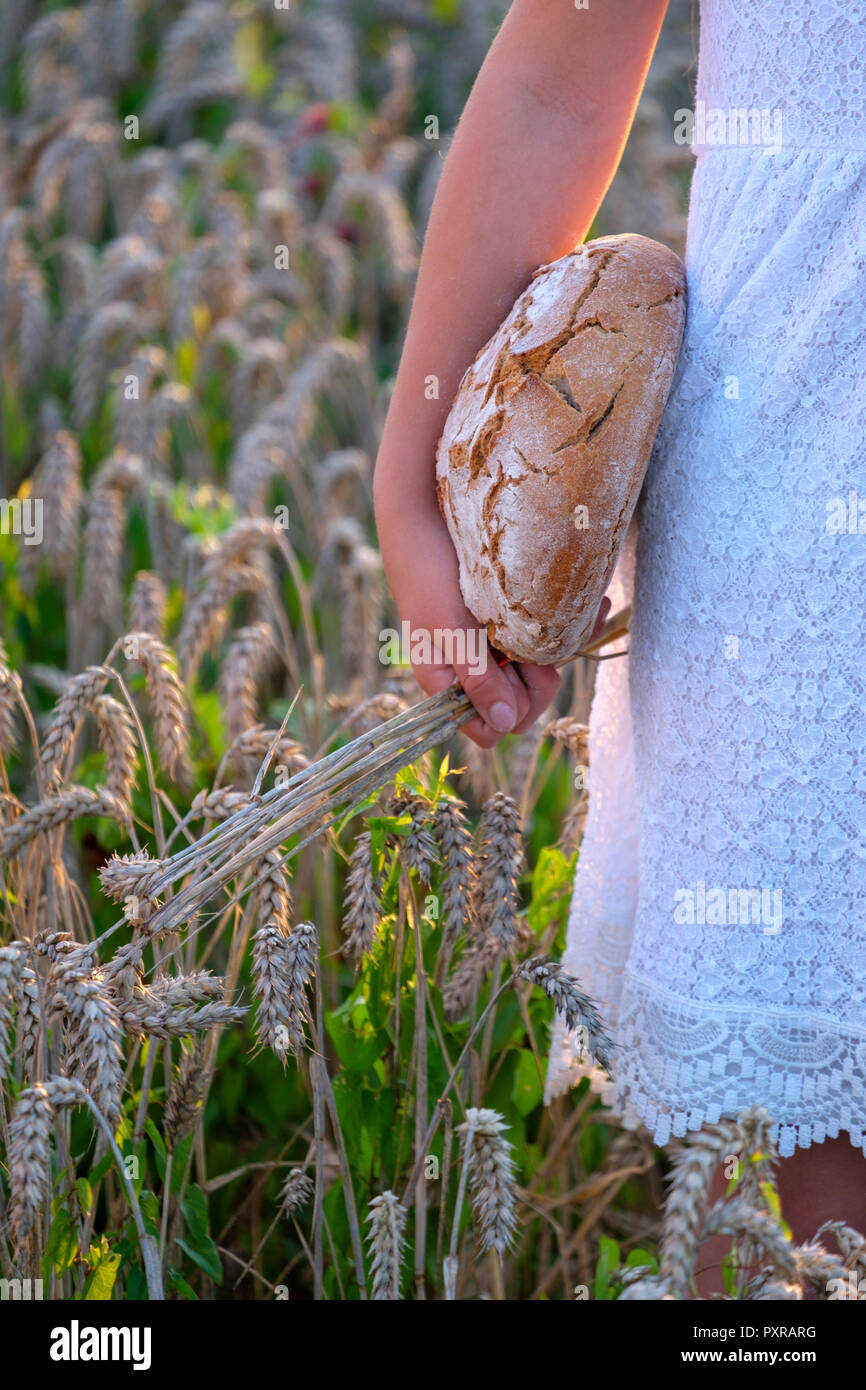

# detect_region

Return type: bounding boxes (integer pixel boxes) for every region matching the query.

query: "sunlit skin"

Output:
[374,0,866,1286]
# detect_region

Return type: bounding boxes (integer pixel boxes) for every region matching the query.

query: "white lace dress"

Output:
[546,0,866,1159]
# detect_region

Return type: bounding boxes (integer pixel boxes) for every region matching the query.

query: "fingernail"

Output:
[488,701,516,733]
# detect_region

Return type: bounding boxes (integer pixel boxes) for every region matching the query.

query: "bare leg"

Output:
[693,1136,866,1298]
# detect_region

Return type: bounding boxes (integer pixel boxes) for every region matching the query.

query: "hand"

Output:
[375,491,608,748]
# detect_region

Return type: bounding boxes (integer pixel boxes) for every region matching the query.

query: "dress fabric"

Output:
[545,0,866,1158]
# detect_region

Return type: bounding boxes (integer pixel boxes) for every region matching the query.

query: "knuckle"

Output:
[458,666,506,702]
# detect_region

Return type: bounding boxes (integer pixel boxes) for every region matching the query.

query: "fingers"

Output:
[410,632,537,747]
[457,645,530,736]
[407,648,507,749]
[376,501,573,746]
[410,660,455,698]
[510,661,561,734]
[504,597,608,734]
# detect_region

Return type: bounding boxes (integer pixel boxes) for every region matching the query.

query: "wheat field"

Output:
[0,0,861,1304]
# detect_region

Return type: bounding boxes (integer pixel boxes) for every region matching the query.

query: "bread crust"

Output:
[435,233,686,664]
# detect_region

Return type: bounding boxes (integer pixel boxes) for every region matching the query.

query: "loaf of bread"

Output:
[435,233,686,665]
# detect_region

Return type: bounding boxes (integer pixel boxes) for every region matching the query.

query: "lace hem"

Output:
[547,972,866,1158]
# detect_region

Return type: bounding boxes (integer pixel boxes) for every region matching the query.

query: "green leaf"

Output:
[145,1118,167,1180]
[325,1002,381,1072]
[528,846,576,939]
[125,1268,148,1300]
[489,990,522,1051]
[171,1133,195,1195]
[168,1269,199,1300]
[191,689,225,757]
[365,814,407,866]
[176,1235,223,1284]
[42,1207,77,1279]
[593,1234,620,1300]
[511,1049,543,1117]
[181,1184,210,1244]
[84,1251,121,1300]
[722,1248,738,1297]
[175,338,197,386]
[75,1177,93,1216]
[332,1071,364,1141]
[234,20,276,99]
[625,1249,658,1274]
[139,1190,160,1237]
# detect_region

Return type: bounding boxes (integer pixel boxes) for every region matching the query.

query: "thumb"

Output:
[450,634,530,734]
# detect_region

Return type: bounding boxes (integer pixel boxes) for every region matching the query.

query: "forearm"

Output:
[374,0,669,522]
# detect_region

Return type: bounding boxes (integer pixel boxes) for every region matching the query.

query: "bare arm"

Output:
[374,0,669,744]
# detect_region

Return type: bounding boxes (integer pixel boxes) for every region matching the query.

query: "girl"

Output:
[373,0,866,1284]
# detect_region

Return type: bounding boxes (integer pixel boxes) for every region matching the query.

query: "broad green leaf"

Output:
[168,1269,199,1300]
[181,1184,210,1243]
[511,1048,543,1117]
[176,1235,223,1284]
[171,1133,195,1194]
[83,1251,121,1300]
[43,1207,77,1279]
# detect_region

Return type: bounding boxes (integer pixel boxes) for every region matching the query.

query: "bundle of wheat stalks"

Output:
[0,617,616,1299]
[3,626,863,1299]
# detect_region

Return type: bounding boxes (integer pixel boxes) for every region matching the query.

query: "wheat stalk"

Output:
[517,955,615,1072]
[0,944,25,1080]
[366,1191,407,1300]
[8,1082,54,1249]
[252,923,294,1061]
[115,990,247,1040]
[280,1168,314,1218]
[164,1038,205,1150]
[93,693,138,806]
[63,973,125,1131]
[128,571,168,637]
[125,632,190,781]
[457,1107,518,1255]
[38,665,110,791]
[388,788,438,884]
[341,829,383,962]
[282,920,318,1056]
[219,621,273,745]
[660,1119,741,1298]
[0,785,129,860]
[16,966,41,1082]
[432,797,475,979]
[475,792,523,950]
[0,637,23,756]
